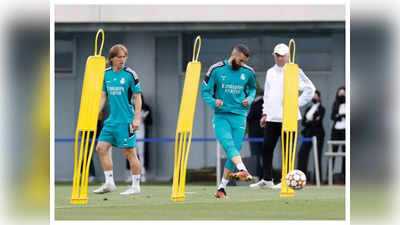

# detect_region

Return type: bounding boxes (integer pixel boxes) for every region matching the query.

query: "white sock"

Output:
[132,174,141,187]
[218,178,229,190]
[104,170,114,184]
[236,162,247,172]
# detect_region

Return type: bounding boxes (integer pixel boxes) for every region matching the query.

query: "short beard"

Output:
[231,59,241,70]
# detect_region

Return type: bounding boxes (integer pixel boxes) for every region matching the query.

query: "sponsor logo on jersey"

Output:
[221,83,243,94]
[107,86,124,95]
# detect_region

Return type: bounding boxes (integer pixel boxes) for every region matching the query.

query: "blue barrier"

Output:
[55,137,313,143]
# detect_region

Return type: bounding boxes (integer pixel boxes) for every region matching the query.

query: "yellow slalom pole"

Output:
[175,130,186,199]
[77,132,86,183]
[94,29,105,56]
[171,36,202,201]
[72,131,86,203]
[180,132,192,193]
[81,131,97,199]
[70,131,80,203]
[70,29,106,204]
[180,132,193,192]
[172,132,181,199]
[172,131,184,200]
[178,131,188,195]
[79,130,91,204]
[281,131,286,187]
[291,132,297,171]
[289,131,293,175]
[280,39,299,197]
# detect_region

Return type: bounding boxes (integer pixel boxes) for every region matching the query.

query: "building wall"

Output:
[55,23,345,182]
[55,5,345,23]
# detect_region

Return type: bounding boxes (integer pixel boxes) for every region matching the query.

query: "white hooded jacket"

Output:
[262,64,316,122]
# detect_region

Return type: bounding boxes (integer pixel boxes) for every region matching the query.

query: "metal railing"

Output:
[325,140,346,186]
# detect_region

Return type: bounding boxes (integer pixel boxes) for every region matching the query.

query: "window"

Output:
[55,36,75,77]
[182,32,333,74]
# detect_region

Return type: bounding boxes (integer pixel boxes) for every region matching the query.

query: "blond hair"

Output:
[107,44,128,66]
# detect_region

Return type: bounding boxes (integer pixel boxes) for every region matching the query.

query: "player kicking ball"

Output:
[93,44,143,195]
[201,44,257,199]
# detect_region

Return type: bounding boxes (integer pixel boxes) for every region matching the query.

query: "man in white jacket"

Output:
[249,43,315,189]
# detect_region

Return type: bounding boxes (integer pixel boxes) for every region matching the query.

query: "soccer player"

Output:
[93,44,143,195]
[201,44,257,199]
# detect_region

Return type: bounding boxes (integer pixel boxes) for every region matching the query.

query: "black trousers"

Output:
[297,132,324,183]
[330,128,346,180]
[249,141,263,178]
[262,122,282,181]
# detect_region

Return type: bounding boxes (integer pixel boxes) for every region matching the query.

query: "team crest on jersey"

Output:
[240,73,246,80]
[120,78,125,84]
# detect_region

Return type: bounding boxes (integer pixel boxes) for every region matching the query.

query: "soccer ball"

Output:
[285,169,307,190]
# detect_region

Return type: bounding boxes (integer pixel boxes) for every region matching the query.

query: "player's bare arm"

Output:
[132,93,142,130]
[99,91,107,116]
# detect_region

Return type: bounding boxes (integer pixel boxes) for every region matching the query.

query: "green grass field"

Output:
[55,182,345,220]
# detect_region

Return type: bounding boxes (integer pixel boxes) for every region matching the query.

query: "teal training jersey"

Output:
[201,59,257,116]
[102,65,142,124]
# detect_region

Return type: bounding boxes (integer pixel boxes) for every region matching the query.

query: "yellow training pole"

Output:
[81,131,97,199]
[70,131,81,203]
[79,130,91,199]
[171,36,202,201]
[180,132,193,194]
[280,39,299,197]
[178,131,188,194]
[291,131,298,172]
[71,131,86,203]
[70,29,106,204]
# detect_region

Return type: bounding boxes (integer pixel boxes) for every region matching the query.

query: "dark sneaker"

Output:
[229,170,253,181]
[216,188,228,199]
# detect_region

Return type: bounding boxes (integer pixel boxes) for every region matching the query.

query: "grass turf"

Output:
[55,182,345,220]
